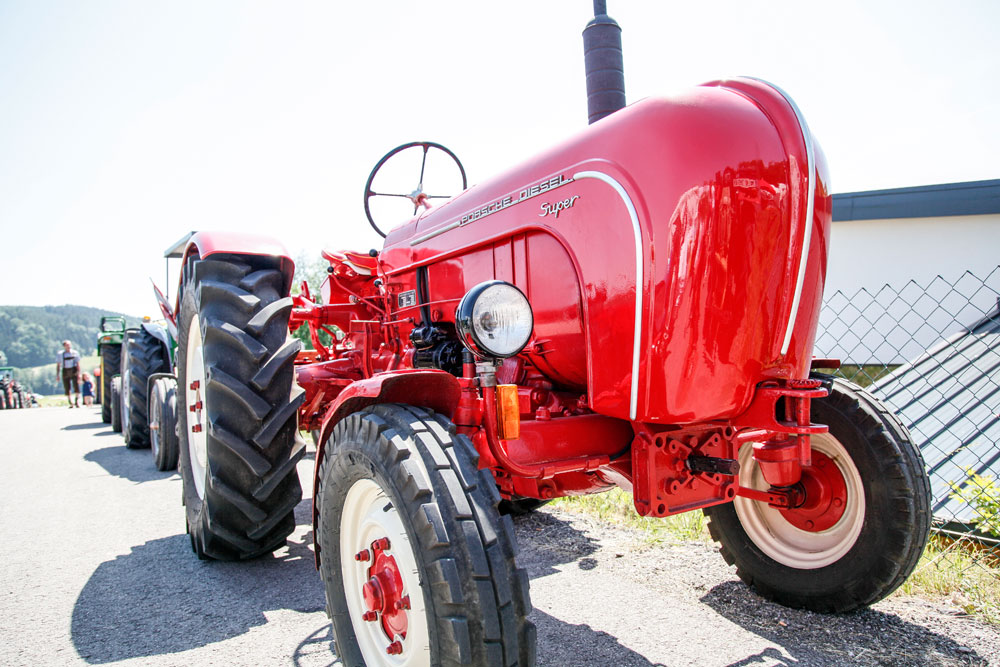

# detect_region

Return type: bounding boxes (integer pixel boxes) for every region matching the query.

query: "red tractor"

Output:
[160,5,930,665]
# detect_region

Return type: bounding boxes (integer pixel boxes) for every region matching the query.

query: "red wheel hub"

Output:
[357,536,408,644]
[779,450,848,532]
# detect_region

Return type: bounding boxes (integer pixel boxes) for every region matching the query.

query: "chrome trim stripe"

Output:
[747,78,816,356]
[573,170,643,420]
[410,220,460,246]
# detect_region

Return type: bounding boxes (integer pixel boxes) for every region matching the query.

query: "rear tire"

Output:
[110,376,122,433]
[100,344,121,424]
[150,377,180,471]
[317,404,535,667]
[121,328,171,449]
[177,257,304,560]
[705,377,931,612]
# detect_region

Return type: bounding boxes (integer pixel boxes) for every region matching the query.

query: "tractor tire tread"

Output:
[177,259,302,561]
[317,404,534,666]
[121,328,171,449]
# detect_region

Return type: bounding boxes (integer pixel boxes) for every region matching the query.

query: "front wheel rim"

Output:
[185,314,208,499]
[150,389,161,459]
[341,478,430,666]
[734,432,866,569]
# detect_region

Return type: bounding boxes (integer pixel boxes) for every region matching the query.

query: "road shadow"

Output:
[62,422,108,431]
[289,609,666,667]
[72,500,324,664]
[512,509,601,578]
[83,445,176,483]
[700,580,986,666]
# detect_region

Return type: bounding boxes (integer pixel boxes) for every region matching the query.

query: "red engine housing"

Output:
[284,77,832,534]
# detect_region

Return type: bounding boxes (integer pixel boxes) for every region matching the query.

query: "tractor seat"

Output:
[321,249,379,276]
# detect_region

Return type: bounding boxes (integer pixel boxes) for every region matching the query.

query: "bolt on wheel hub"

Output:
[359,536,410,643]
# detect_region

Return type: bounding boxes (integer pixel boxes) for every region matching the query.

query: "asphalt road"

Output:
[1,406,998,666]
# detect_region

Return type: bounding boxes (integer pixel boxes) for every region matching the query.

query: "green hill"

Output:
[0,305,139,370]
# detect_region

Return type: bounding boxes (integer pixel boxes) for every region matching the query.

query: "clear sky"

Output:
[1,0,998,316]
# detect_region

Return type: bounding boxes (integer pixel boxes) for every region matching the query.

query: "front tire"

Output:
[705,377,931,612]
[150,377,180,471]
[317,404,535,667]
[176,257,304,560]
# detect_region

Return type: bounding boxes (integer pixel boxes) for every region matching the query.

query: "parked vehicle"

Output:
[96,317,126,423]
[148,5,931,664]
[0,367,23,409]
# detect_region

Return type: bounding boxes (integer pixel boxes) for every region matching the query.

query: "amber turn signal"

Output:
[496,384,520,440]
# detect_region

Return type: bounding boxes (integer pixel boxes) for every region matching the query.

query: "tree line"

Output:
[0,306,137,393]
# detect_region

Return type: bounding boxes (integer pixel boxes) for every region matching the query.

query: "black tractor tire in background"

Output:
[150,377,180,471]
[704,377,931,613]
[100,343,121,424]
[121,328,171,449]
[176,257,304,560]
[318,404,535,666]
[110,376,122,433]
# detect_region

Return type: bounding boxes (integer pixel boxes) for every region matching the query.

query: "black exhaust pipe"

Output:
[583,0,625,124]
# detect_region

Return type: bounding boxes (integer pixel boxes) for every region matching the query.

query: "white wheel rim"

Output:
[341,478,430,667]
[150,385,160,458]
[734,432,865,569]
[120,350,131,434]
[185,314,208,500]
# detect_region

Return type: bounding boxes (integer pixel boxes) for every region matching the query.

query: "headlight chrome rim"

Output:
[455,280,533,359]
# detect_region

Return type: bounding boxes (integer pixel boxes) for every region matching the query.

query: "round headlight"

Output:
[455,281,533,358]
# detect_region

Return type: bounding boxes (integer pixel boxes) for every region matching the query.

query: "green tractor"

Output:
[96,316,126,423]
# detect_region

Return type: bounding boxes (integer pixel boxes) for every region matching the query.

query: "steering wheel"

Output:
[363,141,468,238]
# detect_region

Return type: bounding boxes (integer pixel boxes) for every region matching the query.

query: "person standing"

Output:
[56,340,82,408]
[81,373,95,406]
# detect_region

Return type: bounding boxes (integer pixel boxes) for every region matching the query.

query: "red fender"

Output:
[177,231,296,308]
[310,369,461,566]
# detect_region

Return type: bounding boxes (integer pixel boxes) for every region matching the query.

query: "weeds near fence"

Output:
[901,534,1000,625]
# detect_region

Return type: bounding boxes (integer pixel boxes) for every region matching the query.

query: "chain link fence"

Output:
[815,266,1000,574]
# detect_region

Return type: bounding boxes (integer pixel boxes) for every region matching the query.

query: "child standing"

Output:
[81,373,95,407]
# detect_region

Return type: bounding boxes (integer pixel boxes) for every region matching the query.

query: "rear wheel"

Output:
[317,404,535,667]
[110,376,122,433]
[121,328,171,449]
[100,343,121,423]
[177,257,304,560]
[150,377,180,471]
[705,377,931,612]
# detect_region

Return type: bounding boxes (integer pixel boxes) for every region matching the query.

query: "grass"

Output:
[900,535,1000,625]
[552,488,712,545]
[553,489,1000,625]
[36,394,76,408]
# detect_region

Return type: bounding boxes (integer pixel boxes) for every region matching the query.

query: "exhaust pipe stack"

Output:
[583,0,626,124]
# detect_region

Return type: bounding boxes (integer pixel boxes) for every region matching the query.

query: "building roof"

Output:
[833,179,1000,221]
[871,305,1000,524]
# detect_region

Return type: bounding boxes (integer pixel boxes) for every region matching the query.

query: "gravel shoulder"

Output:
[520,506,1000,667]
[0,406,997,666]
